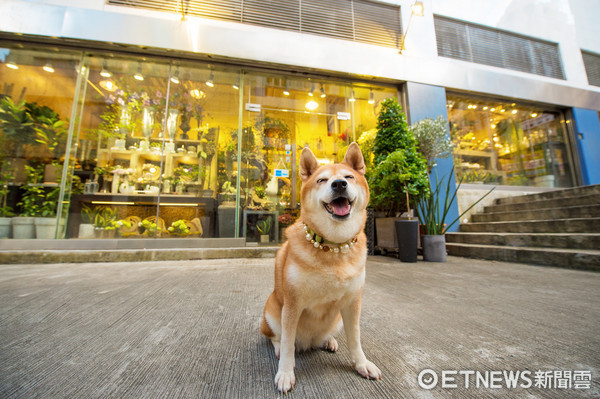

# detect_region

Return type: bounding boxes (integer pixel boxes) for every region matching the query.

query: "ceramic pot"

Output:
[12,217,35,239]
[35,217,57,239]
[422,235,447,262]
[0,217,12,238]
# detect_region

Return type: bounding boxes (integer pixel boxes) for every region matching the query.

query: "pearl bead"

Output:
[333,247,339,253]
[341,244,350,253]
[306,233,312,241]
[314,242,320,248]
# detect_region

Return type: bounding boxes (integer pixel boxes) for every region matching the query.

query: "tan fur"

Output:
[261,142,382,393]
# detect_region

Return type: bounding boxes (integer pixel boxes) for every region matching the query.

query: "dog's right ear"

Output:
[299,146,319,182]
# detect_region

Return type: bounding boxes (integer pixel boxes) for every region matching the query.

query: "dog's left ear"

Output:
[300,146,320,182]
[342,142,366,175]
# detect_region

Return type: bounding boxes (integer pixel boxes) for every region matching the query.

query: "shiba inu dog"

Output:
[260,142,381,393]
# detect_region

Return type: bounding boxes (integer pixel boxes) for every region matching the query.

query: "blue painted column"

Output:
[404,82,460,232]
[572,108,600,185]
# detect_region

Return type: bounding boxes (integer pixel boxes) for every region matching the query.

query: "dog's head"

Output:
[299,142,369,241]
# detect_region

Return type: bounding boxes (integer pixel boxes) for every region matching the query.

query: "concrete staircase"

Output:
[446,184,600,271]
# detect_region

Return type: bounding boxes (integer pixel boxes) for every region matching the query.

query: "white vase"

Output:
[112,174,120,193]
[78,223,95,238]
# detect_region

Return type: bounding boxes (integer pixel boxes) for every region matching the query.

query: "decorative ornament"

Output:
[302,222,358,253]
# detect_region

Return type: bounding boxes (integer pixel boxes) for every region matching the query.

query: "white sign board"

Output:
[337,112,351,120]
[245,103,261,113]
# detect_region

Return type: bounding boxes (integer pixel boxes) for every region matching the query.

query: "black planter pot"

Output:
[395,219,419,262]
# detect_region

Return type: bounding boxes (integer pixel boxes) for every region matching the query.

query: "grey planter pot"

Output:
[35,217,57,239]
[12,217,35,239]
[0,217,12,238]
[422,235,447,262]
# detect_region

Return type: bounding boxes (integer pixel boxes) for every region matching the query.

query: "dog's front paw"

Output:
[274,370,295,393]
[355,360,382,380]
[322,336,338,352]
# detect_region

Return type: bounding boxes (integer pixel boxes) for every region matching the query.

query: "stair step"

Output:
[459,217,600,233]
[446,232,600,250]
[485,194,599,213]
[494,184,600,206]
[473,204,600,222]
[446,242,600,271]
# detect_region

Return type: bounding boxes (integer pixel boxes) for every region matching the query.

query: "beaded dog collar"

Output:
[302,222,358,253]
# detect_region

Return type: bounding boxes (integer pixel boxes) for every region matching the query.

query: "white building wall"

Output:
[1,0,599,109]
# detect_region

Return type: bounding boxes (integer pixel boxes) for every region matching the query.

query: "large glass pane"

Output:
[447,93,575,187]
[159,63,241,239]
[68,55,172,239]
[239,74,397,244]
[0,45,80,239]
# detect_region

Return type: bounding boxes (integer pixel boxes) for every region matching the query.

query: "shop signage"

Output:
[275,169,289,177]
[245,103,261,112]
[337,112,351,120]
[521,114,554,130]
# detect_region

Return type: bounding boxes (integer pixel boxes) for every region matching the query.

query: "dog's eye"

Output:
[345,175,354,180]
[317,178,328,184]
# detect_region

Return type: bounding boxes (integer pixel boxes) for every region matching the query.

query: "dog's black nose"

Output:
[331,179,347,193]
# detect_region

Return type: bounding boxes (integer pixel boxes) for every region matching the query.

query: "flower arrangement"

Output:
[139,219,162,237]
[110,167,135,176]
[278,213,294,227]
[168,220,190,237]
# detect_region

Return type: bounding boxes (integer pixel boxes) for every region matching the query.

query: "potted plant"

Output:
[140,216,165,237]
[0,97,36,183]
[78,204,96,238]
[278,213,294,242]
[257,217,272,243]
[369,98,429,260]
[13,165,44,239]
[417,168,495,262]
[32,103,68,183]
[410,116,453,173]
[168,219,190,237]
[35,182,60,239]
[93,206,119,238]
[0,163,15,238]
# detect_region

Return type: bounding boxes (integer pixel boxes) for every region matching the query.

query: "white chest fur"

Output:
[285,262,365,309]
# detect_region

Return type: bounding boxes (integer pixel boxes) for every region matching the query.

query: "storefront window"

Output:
[239,74,396,244]
[1,43,397,242]
[0,46,80,239]
[447,93,575,187]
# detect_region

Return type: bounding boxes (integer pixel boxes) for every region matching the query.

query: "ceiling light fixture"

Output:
[305,100,318,111]
[349,90,356,103]
[308,83,314,97]
[100,60,112,78]
[134,63,144,81]
[43,60,54,73]
[283,81,290,96]
[368,89,375,104]
[233,77,240,90]
[6,60,18,70]
[320,84,326,98]
[206,70,214,87]
[170,66,180,84]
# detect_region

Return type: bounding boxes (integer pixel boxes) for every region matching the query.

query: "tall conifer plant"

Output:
[369,98,429,216]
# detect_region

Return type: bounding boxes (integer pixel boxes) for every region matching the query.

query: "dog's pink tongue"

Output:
[332,200,351,216]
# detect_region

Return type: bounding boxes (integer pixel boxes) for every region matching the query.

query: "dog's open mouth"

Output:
[323,197,352,218]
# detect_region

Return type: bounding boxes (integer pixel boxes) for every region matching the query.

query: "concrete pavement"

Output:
[0,256,598,398]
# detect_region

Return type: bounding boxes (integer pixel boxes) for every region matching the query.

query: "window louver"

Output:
[107,0,402,49]
[434,15,565,80]
[582,50,600,87]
